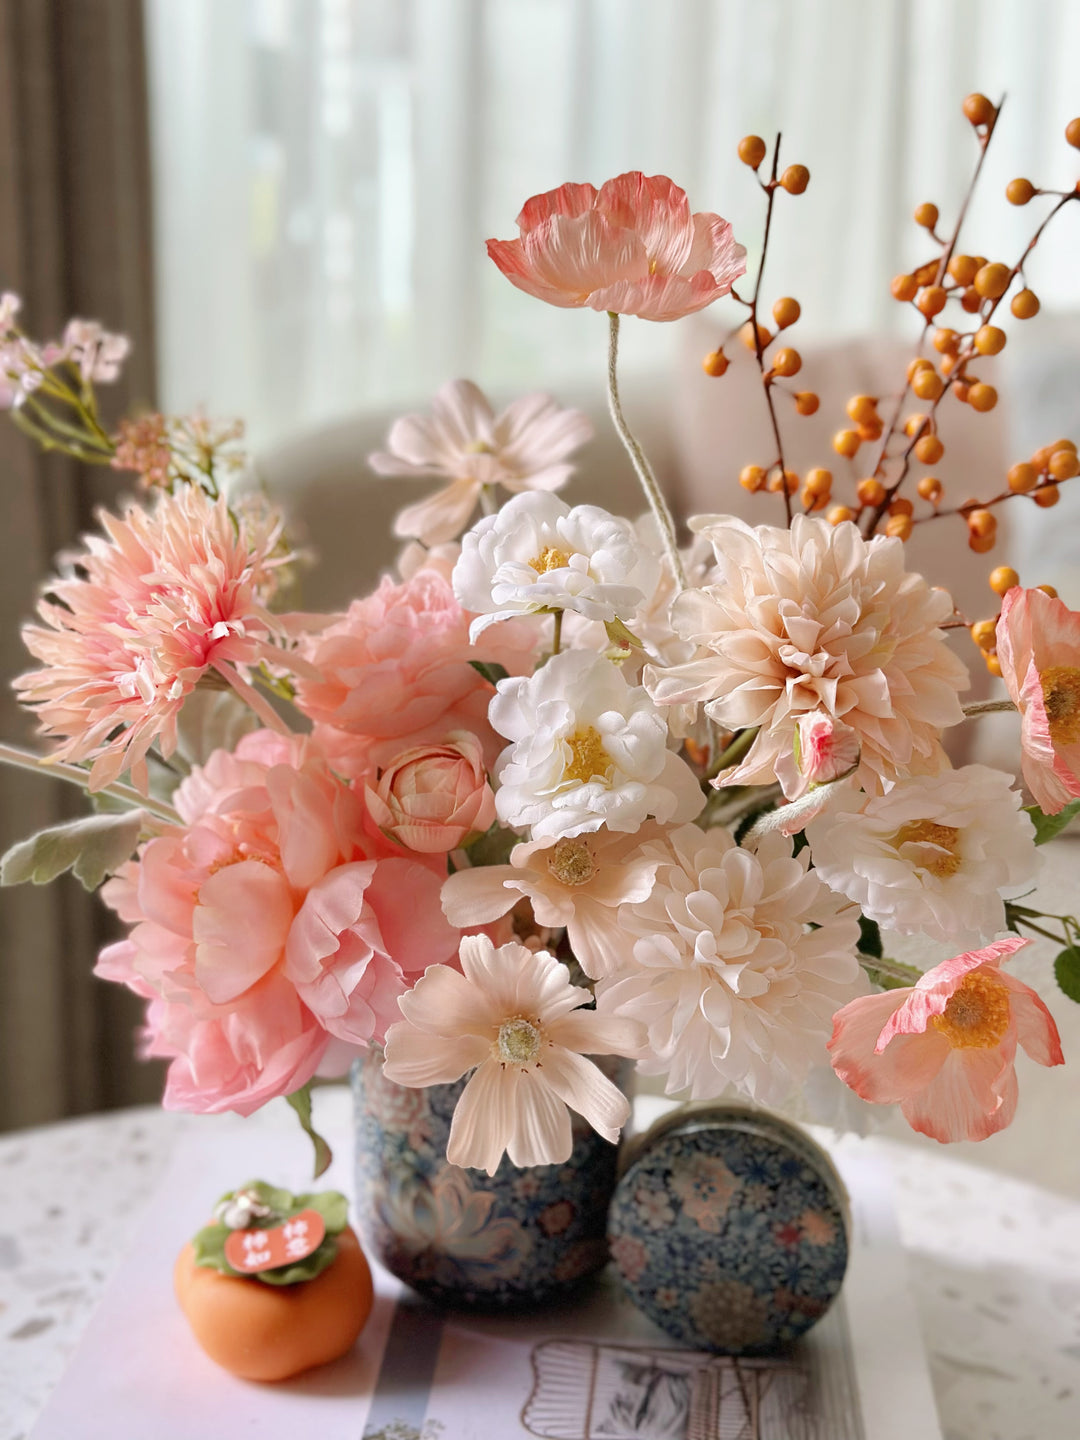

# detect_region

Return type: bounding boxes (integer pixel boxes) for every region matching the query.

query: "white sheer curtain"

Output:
[145,0,1080,448]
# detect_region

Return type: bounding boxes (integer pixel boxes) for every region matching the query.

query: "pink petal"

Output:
[900,1045,1019,1143]
[193,860,294,1003]
[447,1058,519,1174]
[506,1069,574,1168]
[538,1046,629,1143]
[363,857,460,972]
[486,237,588,308]
[546,1008,645,1058]
[596,172,694,274]
[524,210,648,301]
[395,958,499,1037]
[517,181,599,231]
[391,477,482,546]
[997,970,1065,1067]
[829,988,950,1104]
[440,865,521,926]
[878,936,1030,1045]
[382,1017,488,1087]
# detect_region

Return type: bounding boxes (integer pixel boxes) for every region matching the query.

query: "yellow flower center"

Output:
[496,1017,542,1066]
[1041,665,1080,746]
[548,836,597,886]
[562,726,613,786]
[930,970,1012,1050]
[528,546,572,574]
[891,819,962,878]
[464,439,494,454]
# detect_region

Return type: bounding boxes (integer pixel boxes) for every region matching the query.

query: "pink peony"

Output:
[828,936,1063,1143]
[15,486,295,790]
[294,568,538,776]
[996,586,1080,815]
[487,173,747,322]
[96,730,458,1114]
[365,732,496,853]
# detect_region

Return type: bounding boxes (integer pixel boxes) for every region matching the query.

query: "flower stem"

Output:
[0,741,181,824]
[605,312,686,590]
[213,661,294,737]
[962,699,1017,717]
[552,608,563,656]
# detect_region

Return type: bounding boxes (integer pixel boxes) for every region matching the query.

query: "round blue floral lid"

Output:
[607,1104,850,1354]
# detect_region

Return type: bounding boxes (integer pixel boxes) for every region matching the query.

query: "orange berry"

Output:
[780,164,809,195]
[985,653,1003,677]
[1034,483,1061,508]
[1006,177,1036,206]
[833,429,861,458]
[963,93,996,127]
[953,378,973,403]
[702,349,729,377]
[885,514,913,540]
[914,202,940,229]
[827,505,856,525]
[739,464,767,492]
[740,320,773,351]
[738,134,768,169]
[1007,462,1037,493]
[960,286,983,313]
[974,324,1006,355]
[969,532,996,554]
[1037,583,1059,598]
[907,357,934,382]
[913,261,941,286]
[1033,445,1053,473]
[971,620,998,650]
[912,367,944,401]
[1065,118,1080,149]
[846,394,879,425]
[856,477,887,507]
[771,347,802,377]
[857,420,884,442]
[932,328,960,355]
[888,497,915,518]
[772,296,801,328]
[968,382,998,412]
[794,391,820,416]
[974,262,1011,299]
[915,436,945,465]
[804,467,833,497]
[904,412,930,438]
[891,273,918,303]
[768,469,800,494]
[948,254,979,286]
[1052,438,1078,453]
[989,566,1020,596]
[917,285,947,318]
[1011,288,1040,319]
[1049,448,1080,480]
[967,508,997,538]
[802,486,829,511]
[917,475,944,503]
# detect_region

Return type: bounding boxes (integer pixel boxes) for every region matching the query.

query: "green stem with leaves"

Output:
[0,742,181,824]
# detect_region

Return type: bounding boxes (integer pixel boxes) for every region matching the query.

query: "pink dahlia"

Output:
[828,936,1063,1143]
[997,585,1080,815]
[15,486,295,790]
[487,173,746,322]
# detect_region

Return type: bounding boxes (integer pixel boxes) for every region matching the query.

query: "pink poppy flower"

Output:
[996,586,1080,815]
[828,936,1063,1143]
[487,172,746,322]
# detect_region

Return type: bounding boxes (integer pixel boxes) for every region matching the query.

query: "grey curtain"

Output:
[0,0,162,1129]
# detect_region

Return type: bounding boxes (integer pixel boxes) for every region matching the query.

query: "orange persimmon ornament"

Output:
[174,1181,374,1382]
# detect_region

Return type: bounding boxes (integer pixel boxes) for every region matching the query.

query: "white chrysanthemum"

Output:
[489,649,705,841]
[453,492,659,640]
[805,766,1039,946]
[643,514,969,797]
[596,824,865,1105]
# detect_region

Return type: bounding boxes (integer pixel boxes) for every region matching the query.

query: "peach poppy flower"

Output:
[487,173,746,322]
[996,585,1080,815]
[828,936,1063,1143]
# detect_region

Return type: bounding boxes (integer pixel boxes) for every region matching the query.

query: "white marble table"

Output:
[2,1087,1079,1440]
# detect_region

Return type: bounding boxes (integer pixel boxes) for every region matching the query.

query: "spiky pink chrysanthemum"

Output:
[15,486,294,789]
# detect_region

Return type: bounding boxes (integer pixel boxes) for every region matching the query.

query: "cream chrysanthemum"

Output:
[597,824,864,1104]
[643,515,969,797]
[805,766,1039,946]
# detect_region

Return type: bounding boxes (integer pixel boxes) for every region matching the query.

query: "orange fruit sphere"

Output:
[1052,438,1078,453]
[1037,583,1060,598]
[1034,484,1061,508]
[795,391,820,415]
[939,353,958,377]
[960,286,983,314]
[917,475,944,502]
[891,273,918,302]
[947,255,979,287]
[904,412,930,438]
[833,429,861,458]
[974,325,1007,355]
[989,566,1020,596]
[885,514,913,540]
[1011,288,1040,319]
[967,508,997,538]
[914,202,939,229]
[888,497,915,518]
[953,379,973,403]
[971,619,998,650]
[846,394,879,425]
[917,285,948,318]
[857,421,884,442]
[985,653,1003,677]
[907,357,934,382]
[772,346,802,377]
[974,263,1011,299]
[738,134,768,168]
[1006,177,1036,206]
[1007,461,1037,493]
[740,320,772,351]
[933,328,960,355]
[804,467,834,496]
[912,367,944,401]
[702,349,729,377]
[1049,449,1080,480]
[968,382,998,412]
[173,1228,374,1383]
[856,477,887,507]
[1065,118,1080,149]
[739,464,767,492]
[827,505,856,525]
[969,532,996,554]
[772,296,801,328]
[915,436,946,465]
[780,164,810,195]
[963,93,996,127]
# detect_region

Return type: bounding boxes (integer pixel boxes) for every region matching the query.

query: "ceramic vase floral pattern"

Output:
[352,1048,629,1307]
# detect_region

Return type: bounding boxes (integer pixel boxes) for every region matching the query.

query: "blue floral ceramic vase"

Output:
[351,1047,629,1308]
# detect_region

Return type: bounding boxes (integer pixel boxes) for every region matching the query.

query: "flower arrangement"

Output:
[2,95,1079,1176]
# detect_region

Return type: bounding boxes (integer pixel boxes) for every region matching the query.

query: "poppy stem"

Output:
[605,312,686,590]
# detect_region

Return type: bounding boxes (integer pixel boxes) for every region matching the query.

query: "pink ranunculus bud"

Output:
[795,711,861,784]
[364,732,496,854]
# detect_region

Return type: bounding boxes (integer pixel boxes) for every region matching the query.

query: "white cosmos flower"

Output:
[596,824,865,1105]
[489,650,705,841]
[382,935,644,1175]
[453,491,659,640]
[805,766,1039,946]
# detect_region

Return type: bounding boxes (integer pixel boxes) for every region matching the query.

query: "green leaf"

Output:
[1054,947,1080,1003]
[293,1189,349,1234]
[174,687,258,768]
[468,659,509,687]
[192,1181,351,1286]
[463,821,518,868]
[286,1084,333,1179]
[255,1236,340,1287]
[604,617,644,650]
[0,810,145,890]
[858,954,923,991]
[1024,798,1080,845]
[858,915,883,960]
